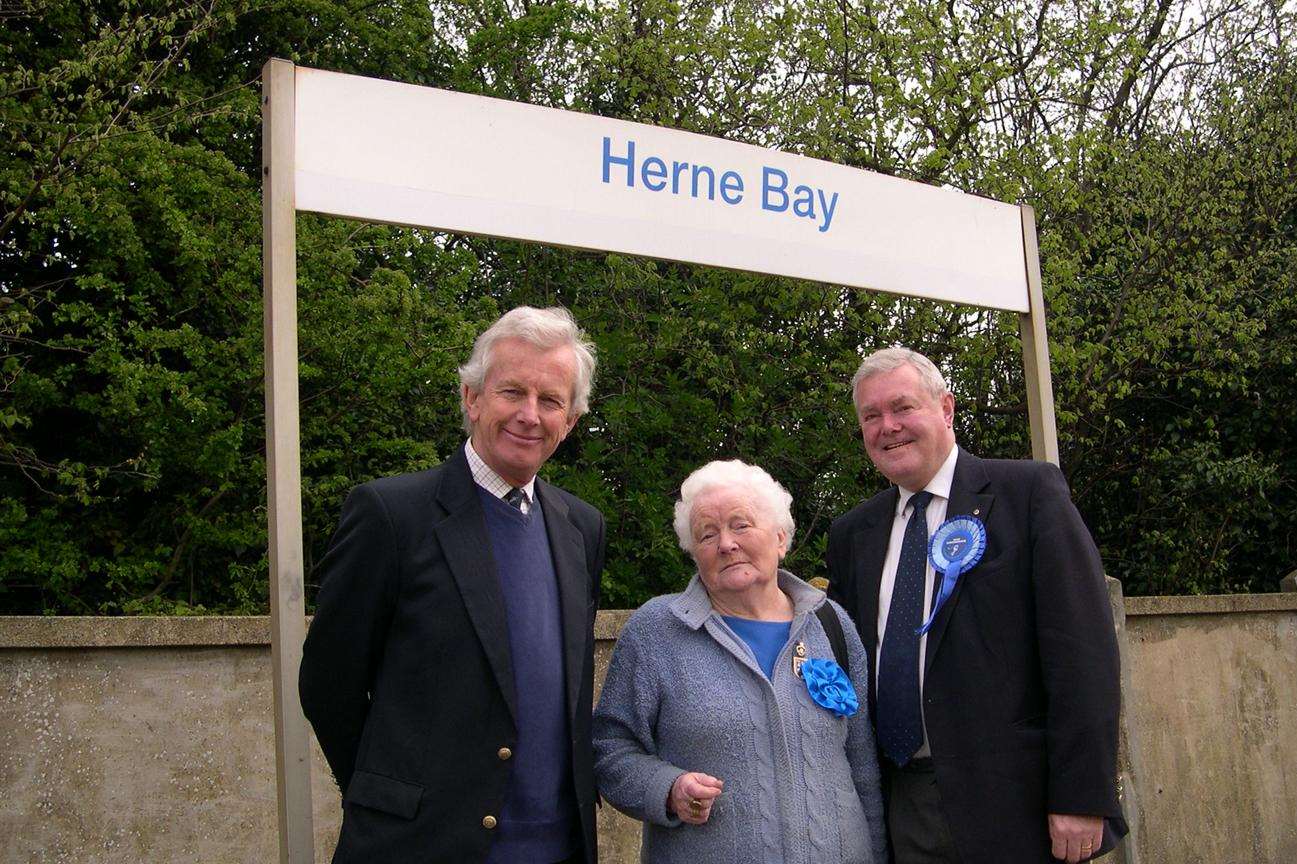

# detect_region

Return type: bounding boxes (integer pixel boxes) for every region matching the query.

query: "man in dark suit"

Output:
[300,306,605,864]
[827,347,1126,864]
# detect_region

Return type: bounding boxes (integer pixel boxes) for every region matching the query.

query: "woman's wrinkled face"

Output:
[689,486,788,598]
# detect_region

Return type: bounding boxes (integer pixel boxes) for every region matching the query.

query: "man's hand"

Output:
[1048,813,1104,862]
[668,772,723,825]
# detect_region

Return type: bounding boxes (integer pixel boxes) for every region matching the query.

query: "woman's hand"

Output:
[668,772,724,825]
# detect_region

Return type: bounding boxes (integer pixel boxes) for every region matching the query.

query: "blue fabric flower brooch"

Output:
[801,658,859,718]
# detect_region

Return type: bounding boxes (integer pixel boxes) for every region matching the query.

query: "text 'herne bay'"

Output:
[601,137,841,233]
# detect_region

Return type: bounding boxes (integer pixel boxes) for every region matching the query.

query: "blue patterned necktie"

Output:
[505,487,527,512]
[877,490,933,766]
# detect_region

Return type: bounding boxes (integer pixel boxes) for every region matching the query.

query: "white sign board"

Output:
[294,66,1029,312]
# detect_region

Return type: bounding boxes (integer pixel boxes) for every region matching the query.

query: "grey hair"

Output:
[458,306,597,433]
[851,346,948,410]
[672,459,795,555]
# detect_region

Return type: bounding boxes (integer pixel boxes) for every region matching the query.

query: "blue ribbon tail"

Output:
[915,562,962,636]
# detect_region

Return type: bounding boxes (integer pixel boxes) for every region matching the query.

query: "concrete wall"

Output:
[1120,595,1297,864]
[1,595,1294,864]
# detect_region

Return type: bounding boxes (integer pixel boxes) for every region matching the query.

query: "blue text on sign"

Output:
[601,137,840,233]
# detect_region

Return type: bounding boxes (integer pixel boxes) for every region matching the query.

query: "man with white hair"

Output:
[827,346,1126,864]
[301,306,605,864]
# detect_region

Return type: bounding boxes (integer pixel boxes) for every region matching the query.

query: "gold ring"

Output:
[689,798,703,811]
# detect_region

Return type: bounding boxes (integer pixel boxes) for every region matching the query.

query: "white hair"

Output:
[458,306,597,433]
[672,459,795,554]
[851,346,948,410]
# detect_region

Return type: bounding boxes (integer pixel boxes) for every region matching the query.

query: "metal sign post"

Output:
[1018,204,1060,465]
[262,57,315,864]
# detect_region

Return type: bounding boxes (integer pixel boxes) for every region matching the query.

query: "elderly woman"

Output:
[593,460,886,864]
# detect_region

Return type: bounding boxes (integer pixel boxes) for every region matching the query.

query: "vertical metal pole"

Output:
[262,57,315,864]
[1105,576,1144,864]
[1018,204,1060,465]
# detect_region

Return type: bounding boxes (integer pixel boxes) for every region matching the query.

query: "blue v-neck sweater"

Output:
[478,488,577,864]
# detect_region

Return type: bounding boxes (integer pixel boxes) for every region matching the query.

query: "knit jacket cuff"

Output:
[647,763,686,827]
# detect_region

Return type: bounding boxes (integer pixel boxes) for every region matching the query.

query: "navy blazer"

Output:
[300,447,605,864]
[827,449,1126,863]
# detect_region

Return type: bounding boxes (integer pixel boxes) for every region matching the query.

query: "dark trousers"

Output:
[886,757,962,864]
[534,839,587,864]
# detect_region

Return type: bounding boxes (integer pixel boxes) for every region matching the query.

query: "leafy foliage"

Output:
[2,0,1294,613]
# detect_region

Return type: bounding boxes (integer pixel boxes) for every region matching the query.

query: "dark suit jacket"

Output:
[300,448,606,864]
[827,449,1126,864]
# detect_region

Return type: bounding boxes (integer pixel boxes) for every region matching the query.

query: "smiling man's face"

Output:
[463,337,579,488]
[854,363,955,492]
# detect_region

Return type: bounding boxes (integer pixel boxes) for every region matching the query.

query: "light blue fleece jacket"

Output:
[593,570,887,864]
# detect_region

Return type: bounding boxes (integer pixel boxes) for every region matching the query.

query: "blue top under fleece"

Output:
[479,488,577,864]
[722,615,792,680]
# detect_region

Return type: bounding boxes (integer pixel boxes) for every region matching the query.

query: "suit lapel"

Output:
[924,449,995,675]
[853,488,896,708]
[433,450,518,725]
[536,479,589,726]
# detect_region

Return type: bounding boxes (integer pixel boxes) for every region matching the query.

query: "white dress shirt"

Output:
[464,440,536,514]
[875,442,959,757]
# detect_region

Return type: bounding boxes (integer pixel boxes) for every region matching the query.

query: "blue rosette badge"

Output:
[916,515,987,636]
[801,658,859,718]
